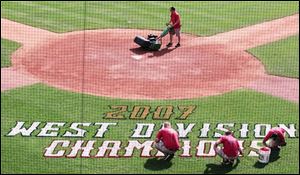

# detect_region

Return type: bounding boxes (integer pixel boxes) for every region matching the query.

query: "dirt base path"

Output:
[1,67,40,91]
[187,14,299,102]
[1,15,299,102]
[1,18,56,47]
[1,18,58,91]
[246,75,299,102]
[189,14,299,50]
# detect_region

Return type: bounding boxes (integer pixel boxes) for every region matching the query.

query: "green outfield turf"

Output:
[1,84,299,174]
[1,39,20,68]
[1,1,299,35]
[249,35,299,78]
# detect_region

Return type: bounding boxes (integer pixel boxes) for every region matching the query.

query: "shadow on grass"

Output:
[253,148,281,169]
[204,159,240,174]
[144,158,173,171]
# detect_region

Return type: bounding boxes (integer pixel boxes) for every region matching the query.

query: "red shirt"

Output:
[170,11,181,29]
[263,127,285,143]
[219,135,240,157]
[156,128,180,151]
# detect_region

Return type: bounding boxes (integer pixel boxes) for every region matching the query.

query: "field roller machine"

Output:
[134,25,174,51]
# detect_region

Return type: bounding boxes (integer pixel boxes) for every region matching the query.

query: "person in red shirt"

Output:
[214,131,243,166]
[166,7,181,48]
[263,127,286,149]
[155,122,180,161]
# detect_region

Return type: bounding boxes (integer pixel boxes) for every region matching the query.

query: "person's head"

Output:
[270,134,278,140]
[225,130,233,136]
[163,122,171,128]
[170,7,176,13]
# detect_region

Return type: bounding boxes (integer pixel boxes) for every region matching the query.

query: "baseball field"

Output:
[1,1,299,174]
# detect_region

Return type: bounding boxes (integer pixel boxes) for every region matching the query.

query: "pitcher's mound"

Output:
[13,29,264,99]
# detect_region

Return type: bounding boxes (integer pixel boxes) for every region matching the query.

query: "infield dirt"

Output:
[1,14,299,101]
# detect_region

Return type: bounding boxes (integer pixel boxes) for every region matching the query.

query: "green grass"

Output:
[1,39,21,68]
[1,84,298,174]
[249,35,299,78]
[1,1,299,35]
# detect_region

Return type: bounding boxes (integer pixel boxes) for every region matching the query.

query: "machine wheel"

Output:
[134,36,151,48]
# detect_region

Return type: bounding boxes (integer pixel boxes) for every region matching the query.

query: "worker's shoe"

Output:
[166,42,173,47]
[222,158,234,166]
[175,43,181,48]
[163,154,175,162]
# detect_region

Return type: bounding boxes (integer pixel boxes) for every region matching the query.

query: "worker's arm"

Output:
[263,131,273,146]
[155,130,162,143]
[213,139,222,151]
[237,141,244,156]
[165,19,172,27]
[238,147,244,156]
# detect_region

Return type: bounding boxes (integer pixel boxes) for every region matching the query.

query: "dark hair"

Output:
[225,130,233,136]
[270,134,278,139]
[170,7,176,11]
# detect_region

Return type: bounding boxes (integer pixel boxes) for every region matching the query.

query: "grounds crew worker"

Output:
[263,127,287,149]
[166,7,181,48]
[214,130,244,166]
[155,122,180,161]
